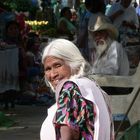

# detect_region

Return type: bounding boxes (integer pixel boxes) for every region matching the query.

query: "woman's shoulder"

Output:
[62,80,78,90]
[55,79,79,99]
[64,77,96,89]
[58,78,89,92]
[56,77,97,94]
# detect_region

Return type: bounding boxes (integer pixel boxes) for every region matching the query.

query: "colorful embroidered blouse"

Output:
[54,81,95,140]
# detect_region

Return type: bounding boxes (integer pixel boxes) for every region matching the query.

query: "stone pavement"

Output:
[0,105,48,140]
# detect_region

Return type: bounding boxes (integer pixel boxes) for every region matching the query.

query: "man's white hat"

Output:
[88,16,119,40]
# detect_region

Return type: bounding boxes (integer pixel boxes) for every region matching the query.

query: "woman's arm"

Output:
[60,125,80,140]
[54,81,95,139]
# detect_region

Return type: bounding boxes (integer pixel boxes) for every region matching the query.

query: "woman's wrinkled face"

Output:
[44,56,71,89]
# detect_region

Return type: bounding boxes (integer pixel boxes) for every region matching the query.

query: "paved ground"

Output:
[0,105,48,140]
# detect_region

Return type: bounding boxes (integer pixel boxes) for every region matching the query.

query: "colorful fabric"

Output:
[40,77,114,140]
[54,81,95,140]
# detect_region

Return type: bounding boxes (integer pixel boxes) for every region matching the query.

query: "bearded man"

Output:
[88,16,129,75]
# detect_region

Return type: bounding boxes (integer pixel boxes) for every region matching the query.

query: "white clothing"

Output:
[40,104,57,140]
[106,2,139,30]
[40,77,113,140]
[92,41,129,75]
[0,46,19,93]
[136,0,139,5]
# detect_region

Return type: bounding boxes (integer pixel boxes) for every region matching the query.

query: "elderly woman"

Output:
[40,39,114,140]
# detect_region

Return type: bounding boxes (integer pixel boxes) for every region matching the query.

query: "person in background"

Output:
[88,16,129,76]
[87,0,107,63]
[4,20,21,45]
[105,0,115,15]
[61,0,68,7]
[106,0,139,43]
[53,0,62,24]
[78,1,86,17]
[40,39,114,140]
[25,32,41,84]
[4,20,27,84]
[88,0,106,26]
[132,1,138,8]
[15,11,31,42]
[76,0,94,61]
[70,8,78,26]
[2,20,27,109]
[136,2,140,22]
[36,0,55,24]
[57,7,76,40]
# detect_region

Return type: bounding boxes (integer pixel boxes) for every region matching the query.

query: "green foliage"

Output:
[0,112,15,128]
[3,0,37,12]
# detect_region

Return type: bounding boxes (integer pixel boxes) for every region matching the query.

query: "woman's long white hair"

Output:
[42,39,91,78]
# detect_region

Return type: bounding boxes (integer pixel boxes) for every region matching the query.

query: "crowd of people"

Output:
[0,0,140,139]
[39,0,140,140]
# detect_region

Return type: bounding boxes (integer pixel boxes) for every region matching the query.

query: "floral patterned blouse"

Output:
[53,81,95,140]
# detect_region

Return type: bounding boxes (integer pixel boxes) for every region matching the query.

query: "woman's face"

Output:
[44,56,71,88]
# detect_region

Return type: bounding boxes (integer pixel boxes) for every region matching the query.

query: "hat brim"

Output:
[88,23,119,40]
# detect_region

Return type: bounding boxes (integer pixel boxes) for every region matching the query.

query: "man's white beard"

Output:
[94,38,112,57]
